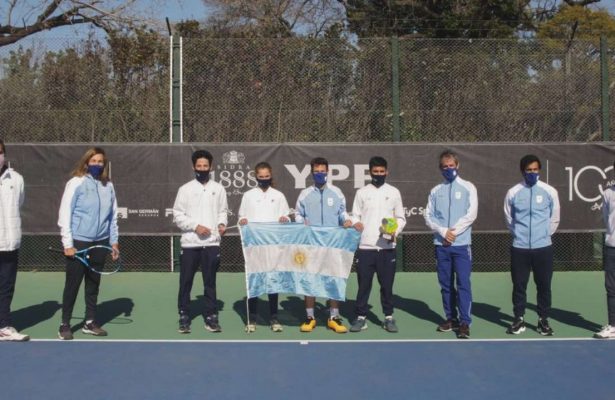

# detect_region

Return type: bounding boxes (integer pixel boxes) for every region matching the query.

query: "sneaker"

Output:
[245,322,256,333]
[82,321,108,336]
[506,317,526,335]
[300,317,316,332]
[58,323,73,340]
[270,318,283,332]
[594,324,615,339]
[327,317,348,334]
[0,326,30,342]
[537,318,554,336]
[205,315,222,333]
[178,314,191,334]
[457,323,470,339]
[382,317,398,333]
[350,317,367,332]
[436,319,459,332]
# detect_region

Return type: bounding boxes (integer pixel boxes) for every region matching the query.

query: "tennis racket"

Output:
[48,245,122,275]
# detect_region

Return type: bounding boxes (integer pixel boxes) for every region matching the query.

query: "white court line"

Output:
[26,337,606,344]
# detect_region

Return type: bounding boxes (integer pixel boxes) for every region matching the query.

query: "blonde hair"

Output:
[71,147,110,184]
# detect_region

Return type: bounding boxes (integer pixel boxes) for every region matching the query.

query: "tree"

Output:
[0,0,148,47]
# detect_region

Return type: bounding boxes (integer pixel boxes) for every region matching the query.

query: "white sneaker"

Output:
[0,326,30,342]
[245,323,256,333]
[594,325,615,339]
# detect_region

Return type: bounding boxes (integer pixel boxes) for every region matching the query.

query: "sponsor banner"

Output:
[9,143,615,234]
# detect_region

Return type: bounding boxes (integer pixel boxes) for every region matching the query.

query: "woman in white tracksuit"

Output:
[238,162,290,333]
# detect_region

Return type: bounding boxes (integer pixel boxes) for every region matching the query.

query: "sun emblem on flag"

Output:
[292,250,307,267]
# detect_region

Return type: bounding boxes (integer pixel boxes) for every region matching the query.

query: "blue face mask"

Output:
[371,174,386,187]
[313,172,327,186]
[523,172,539,187]
[441,168,458,182]
[195,170,210,183]
[87,165,104,179]
[257,178,272,189]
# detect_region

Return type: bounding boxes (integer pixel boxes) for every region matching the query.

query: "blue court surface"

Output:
[1,339,613,400]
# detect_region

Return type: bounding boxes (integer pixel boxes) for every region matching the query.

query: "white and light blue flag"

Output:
[239,223,361,301]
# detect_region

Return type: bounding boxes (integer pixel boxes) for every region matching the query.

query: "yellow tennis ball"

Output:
[381,218,398,235]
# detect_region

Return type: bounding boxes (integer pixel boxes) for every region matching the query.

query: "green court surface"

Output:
[9,271,606,340]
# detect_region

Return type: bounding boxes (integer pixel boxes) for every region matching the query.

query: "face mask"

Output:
[313,172,327,186]
[523,172,539,187]
[371,174,386,188]
[195,170,210,183]
[257,178,272,189]
[87,165,104,179]
[441,168,458,182]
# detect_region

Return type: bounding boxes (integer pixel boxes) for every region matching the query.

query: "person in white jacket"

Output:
[238,162,290,333]
[350,156,406,333]
[0,139,28,342]
[173,150,228,334]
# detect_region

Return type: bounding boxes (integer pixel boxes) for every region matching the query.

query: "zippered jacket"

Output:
[295,184,348,227]
[173,179,228,248]
[58,175,119,249]
[0,168,24,251]
[424,176,478,246]
[504,180,560,249]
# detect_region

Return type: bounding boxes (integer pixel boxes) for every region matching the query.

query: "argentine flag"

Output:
[240,223,361,301]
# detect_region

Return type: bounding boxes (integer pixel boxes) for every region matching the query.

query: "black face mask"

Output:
[371,174,386,188]
[195,170,210,183]
[257,178,272,189]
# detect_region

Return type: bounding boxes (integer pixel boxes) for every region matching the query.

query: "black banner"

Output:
[9,143,615,234]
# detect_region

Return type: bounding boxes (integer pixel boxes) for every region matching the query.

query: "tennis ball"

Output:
[381,218,398,235]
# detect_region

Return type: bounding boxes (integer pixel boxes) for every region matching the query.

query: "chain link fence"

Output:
[1,35,613,272]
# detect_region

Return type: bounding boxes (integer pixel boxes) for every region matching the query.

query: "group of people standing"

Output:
[0,143,614,341]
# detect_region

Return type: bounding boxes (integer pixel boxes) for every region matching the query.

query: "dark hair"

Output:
[519,154,541,172]
[192,150,213,166]
[369,156,387,170]
[0,139,4,154]
[310,157,329,172]
[254,161,273,175]
[439,150,458,167]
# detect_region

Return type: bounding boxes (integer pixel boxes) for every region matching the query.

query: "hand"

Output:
[218,224,226,236]
[279,216,290,223]
[444,228,456,243]
[195,225,211,236]
[353,222,364,232]
[64,247,76,257]
[111,244,120,261]
[239,218,248,225]
[343,219,352,228]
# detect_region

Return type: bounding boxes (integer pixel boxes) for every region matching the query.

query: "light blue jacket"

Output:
[425,176,478,246]
[295,184,348,227]
[58,175,119,248]
[504,180,560,249]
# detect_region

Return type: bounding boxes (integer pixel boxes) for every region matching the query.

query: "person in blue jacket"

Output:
[425,150,477,339]
[504,154,560,336]
[57,147,119,340]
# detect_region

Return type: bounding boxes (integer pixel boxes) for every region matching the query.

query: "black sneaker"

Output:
[205,315,222,333]
[178,314,191,334]
[382,317,398,333]
[82,321,108,336]
[58,323,73,340]
[457,323,470,339]
[437,319,460,332]
[537,318,554,336]
[349,317,367,332]
[506,317,526,335]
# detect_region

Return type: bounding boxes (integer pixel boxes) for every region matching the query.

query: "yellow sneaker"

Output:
[300,317,316,332]
[327,317,348,333]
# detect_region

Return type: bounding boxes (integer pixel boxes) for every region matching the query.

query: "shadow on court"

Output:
[188,296,224,322]
[97,297,135,326]
[393,295,442,325]
[527,304,602,332]
[11,300,61,331]
[472,302,514,328]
